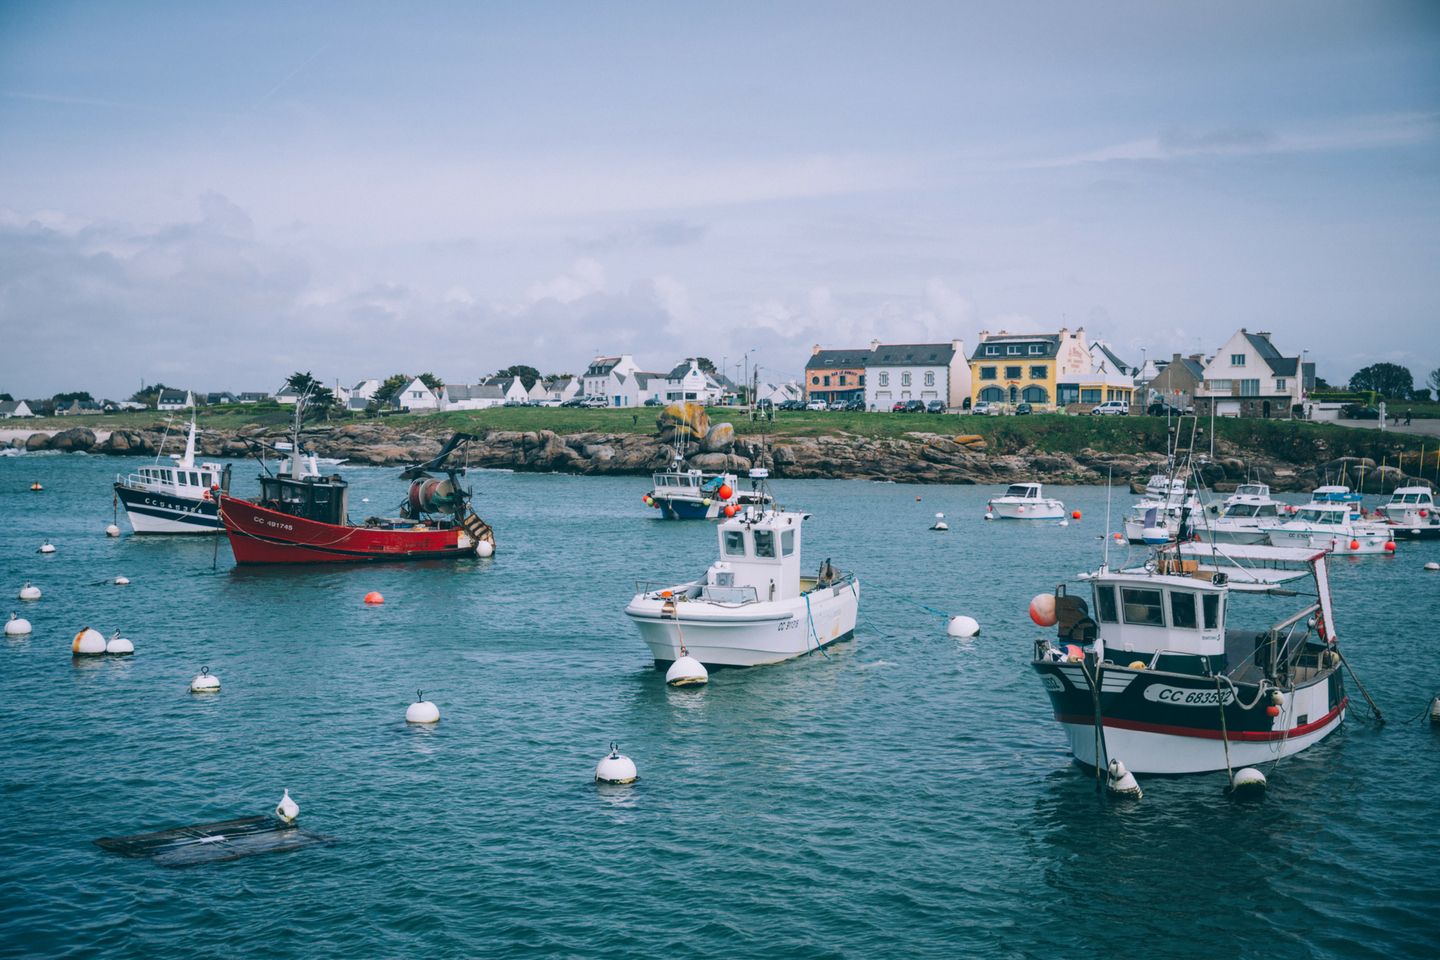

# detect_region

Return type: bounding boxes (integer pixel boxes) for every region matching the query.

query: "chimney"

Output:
[1255,331,1272,340]
[1059,326,1068,337]
[1172,353,1182,363]
[869,338,880,351]
[812,344,822,355]
[978,330,989,341]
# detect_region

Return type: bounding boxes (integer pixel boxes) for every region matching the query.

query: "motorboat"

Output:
[1122,491,1202,544]
[1375,486,1439,538]
[1031,543,1347,774]
[988,483,1066,520]
[645,467,772,520]
[1309,484,1364,519]
[1262,503,1394,555]
[626,469,858,667]
[112,414,231,534]
[1196,484,1287,545]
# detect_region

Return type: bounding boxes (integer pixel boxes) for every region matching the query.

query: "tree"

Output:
[495,365,540,389]
[285,371,336,421]
[52,391,94,403]
[1348,363,1413,398]
[0,393,11,402]
[1428,368,1440,398]
[372,373,411,409]
[1312,376,1331,391]
[417,372,444,392]
[694,357,718,376]
[129,383,173,408]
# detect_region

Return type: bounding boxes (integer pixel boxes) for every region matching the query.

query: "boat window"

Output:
[1203,593,1220,629]
[1095,585,1119,623]
[1169,591,1198,629]
[1227,504,1256,518]
[781,529,795,556]
[1004,485,1031,498]
[1121,587,1165,626]
[189,472,200,486]
[723,531,746,557]
[754,529,776,558]
[1256,505,1278,517]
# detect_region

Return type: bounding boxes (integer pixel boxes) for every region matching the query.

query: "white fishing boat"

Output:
[642,430,772,520]
[112,415,231,534]
[1262,503,1394,555]
[1196,484,1288,545]
[1309,484,1364,519]
[626,470,859,667]
[1375,486,1439,538]
[988,483,1066,520]
[1122,492,1202,544]
[1032,543,1347,774]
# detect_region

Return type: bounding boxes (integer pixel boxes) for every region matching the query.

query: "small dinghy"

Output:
[95,815,334,868]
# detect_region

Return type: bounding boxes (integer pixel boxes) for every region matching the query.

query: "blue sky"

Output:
[2,1,1437,398]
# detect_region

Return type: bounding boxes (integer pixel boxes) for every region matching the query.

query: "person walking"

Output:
[1405,408,1412,426]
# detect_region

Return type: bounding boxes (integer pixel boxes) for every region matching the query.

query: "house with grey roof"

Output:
[865,340,968,410]
[0,400,35,418]
[804,346,871,404]
[442,382,507,410]
[157,389,192,411]
[582,355,641,404]
[1143,354,1207,411]
[1196,329,1312,418]
[658,359,725,405]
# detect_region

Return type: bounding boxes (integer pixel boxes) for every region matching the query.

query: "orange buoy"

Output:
[642,494,652,505]
[717,484,733,500]
[1349,540,1360,551]
[1071,510,1081,520]
[1384,541,1396,552]
[723,504,738,518]
[1266,705,1281,718]
[364,591,384,605]
[1029,593,1058,627]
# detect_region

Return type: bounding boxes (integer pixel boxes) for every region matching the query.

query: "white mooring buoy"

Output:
[6,613,31,636]
[18,582,41,601]
[1425,562,1440,572]
[665,654,708,686]
[275,789,299,824]
[1428,696,1440,725]
[984,512,994,521]
[72,627,106,656]
[38,542,56,554]
[190,667,221,693]
[1058,519,1069,527]
[1106,759,1142,799]
[595,743,638,784]
[105,632,134,655]
[475,540,495,558]
[946,615,980,638]
[405,691,441,723]
[1230,767,1268,796]
[931,512,949,531]
[105,524,120,537]
[113,576,130,586]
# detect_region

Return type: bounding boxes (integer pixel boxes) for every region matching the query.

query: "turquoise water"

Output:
[2,453,1438,959]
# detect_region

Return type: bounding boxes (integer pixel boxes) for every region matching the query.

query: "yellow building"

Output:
[968,330,1063,410]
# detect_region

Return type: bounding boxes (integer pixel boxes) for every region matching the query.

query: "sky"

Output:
[1,0,1437,399]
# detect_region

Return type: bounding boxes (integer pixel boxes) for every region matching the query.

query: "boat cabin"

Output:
[1287,503,1351,527]
[1219,499,1282,520]
[1233,483,1271,499]
[126,464,226,495]
[706,509,805,603]
[1386,487,1434,509]
[257,474,349,525]
[1311,485,1361,504]
[1072,570,1228,672]
[1002,483,1044,500]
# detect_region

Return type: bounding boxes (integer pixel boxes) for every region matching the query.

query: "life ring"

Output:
[202,489,213,501]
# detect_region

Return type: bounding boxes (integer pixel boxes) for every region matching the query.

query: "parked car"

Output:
[1342,404,1380,420]
[845,398,866,411]
[805,399,829,411]
[582,396,609,408]
[1014,402,1032,415]
[925,400,946,414]
[643,397,663,406]
[1146,401,1189,416]
[971,401,998,415]
[778,399,806,411]
[560,397,587,407]
[1090,400,1130,416]
[890,400,925,413]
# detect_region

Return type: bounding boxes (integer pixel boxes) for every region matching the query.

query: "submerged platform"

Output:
[95,815,334,868]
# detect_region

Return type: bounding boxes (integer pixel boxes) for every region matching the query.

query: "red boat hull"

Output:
[218,494,475,564]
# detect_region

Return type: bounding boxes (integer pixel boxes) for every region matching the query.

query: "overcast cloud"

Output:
[1,1,1437,398]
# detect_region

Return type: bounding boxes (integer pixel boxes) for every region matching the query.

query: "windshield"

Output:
[1296,508,1341,524]
[1005,485,1033,498]
[1224,503,1257,518]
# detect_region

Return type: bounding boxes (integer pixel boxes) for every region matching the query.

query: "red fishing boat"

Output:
[218,432,495,565]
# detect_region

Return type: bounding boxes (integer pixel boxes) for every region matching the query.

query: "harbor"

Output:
[3,452,1438,958]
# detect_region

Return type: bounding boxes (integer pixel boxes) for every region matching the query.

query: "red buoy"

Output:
[723,504,738,518]
[1384,541,1396,552]
[1266,705,1280,718]
[364,591,384,605]
[717,484,734,500]
[1071,510,1082,520]
[1349,540,1360,551]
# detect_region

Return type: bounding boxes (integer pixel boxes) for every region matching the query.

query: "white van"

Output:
[1090,400,1130,416]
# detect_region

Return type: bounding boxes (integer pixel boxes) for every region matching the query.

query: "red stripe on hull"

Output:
[219,495,471,565]
[1055,698,1347,742]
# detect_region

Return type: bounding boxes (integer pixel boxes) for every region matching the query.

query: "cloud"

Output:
[524,258,606,305]
[1029,112,1439,168]
[575,219,708,253]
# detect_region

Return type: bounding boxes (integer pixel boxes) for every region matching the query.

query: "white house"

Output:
[660,359,726,405]
[757,381,803,405]
[273,383,302,405]
[864,340,969,410]
[582,355,641,401]
[542,376,581,404]
[0,400,35,419]
[157,389,193,411]
[442,382,507,410]
[397,377,442,411]
[1197,329,1311,419]
[1054,329,1137,408]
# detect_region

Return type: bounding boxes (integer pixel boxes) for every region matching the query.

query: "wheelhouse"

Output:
[1220,500,1282,520]
[1003,483,1044,500]
[257,474,349,525]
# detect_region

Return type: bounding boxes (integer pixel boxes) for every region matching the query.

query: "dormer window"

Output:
[1007,346,1020,355]
[985,346,999,356]
[1029,344,1044,355]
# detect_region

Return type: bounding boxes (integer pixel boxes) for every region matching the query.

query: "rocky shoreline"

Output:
[7,421,1430,494]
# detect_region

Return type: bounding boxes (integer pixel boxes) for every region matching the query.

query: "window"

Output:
[980,366,997,381]
[1170,592,1198,629]
[1207,379,1232,392]
[823,375,830,386]
[781,529,795,556]
[1121,587,1165,626]
[1029,344,1044,355]
[1202,594,1220,629]
[901,371,911,386]
[838,375,847,385]
[924,371,935,386]
[1095,585,1119,623]
[1029,366,1047,380]
[979,386,1004,402]
[723,531,745,556]
[1022,386,1048,403]
[1008,385,1018,403]
[879,371,889,386]
[985,345,999,355]
[1057,384,1079,404]
[859,375,865,386]
[1240,379,1260,396]
[1007,345,1020,355]
[811,376,819,385]
[1275,378,1286,390]
[1005,366,1022,380]
[754,529,775,558]
[1081,388,1102,404]
[1231,354,1246,366]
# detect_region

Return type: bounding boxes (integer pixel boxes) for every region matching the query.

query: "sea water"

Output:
[1,454,1437,959]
